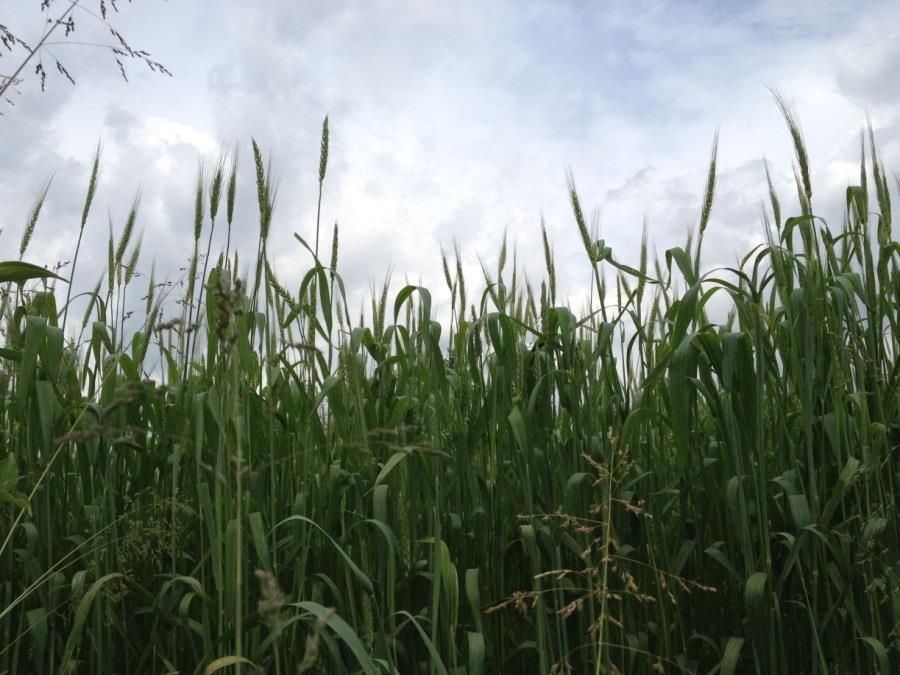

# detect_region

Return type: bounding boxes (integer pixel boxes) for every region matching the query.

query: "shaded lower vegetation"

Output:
[0,108,898,674]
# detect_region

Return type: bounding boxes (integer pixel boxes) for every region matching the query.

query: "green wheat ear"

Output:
[763,158,781,229]
[329,221,339,274]
[454,239,466,312]
[867,118,892,239]
[82,142,101,229]
[227,148,238,224]
[441,246,453,294]
[319,115,329,184]
[693,130,718,275]
[251,138,272,240]
[106,217,115,296]
[566,168,593,261]
[698,130,718,236]
[80,274,103,337]
[209,154,226,223]
[772,88,812,206]
[540,213,556,304]
[144,261,156,317]
[124,231,143,286]
[116,191,140,270]
[20,176,52,259]
[192,164,204,242]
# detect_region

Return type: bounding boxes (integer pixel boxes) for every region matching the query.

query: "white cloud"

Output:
[1,0,898,336]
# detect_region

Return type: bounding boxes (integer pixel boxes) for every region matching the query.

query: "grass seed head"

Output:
[209,154,225,223]
[193,164,204,241]
[226,149,238,225]
[319,114,329,184]
[330,221,339,274]
[20,177,52,258]
[81,142,101,229]
[773,89,812,205]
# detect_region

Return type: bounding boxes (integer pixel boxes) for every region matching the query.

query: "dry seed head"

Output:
[254,569,285,626]
[298,606,334,674]
[297,633,320,673]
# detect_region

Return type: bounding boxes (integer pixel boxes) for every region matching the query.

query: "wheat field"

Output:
[0,106,897,674]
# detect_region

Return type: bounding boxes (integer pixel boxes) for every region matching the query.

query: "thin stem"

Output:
[0,0,81,100]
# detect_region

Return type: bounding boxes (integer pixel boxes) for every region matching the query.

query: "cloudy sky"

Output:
[2,0,899,331]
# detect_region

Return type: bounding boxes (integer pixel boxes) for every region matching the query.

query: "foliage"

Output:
[0,111,897,674]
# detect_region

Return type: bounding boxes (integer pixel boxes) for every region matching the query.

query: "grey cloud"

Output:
[1,0,899,342]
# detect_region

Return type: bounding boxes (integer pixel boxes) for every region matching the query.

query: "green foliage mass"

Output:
[0,111,897,674]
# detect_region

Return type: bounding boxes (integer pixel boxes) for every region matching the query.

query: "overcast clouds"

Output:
[1,0,899,329]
